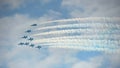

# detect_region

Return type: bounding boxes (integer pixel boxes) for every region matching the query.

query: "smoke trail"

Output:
[21,17,120,52]
[34,34,120,40]
[37,17,120,25]
[32,17,120,32]
[32,28,119,36]
[33,42,119,53]
[32,38,119,45]
[47,45,120,53]
[36,23,120,31]
[35,23,120,30]
[32,17,120,37]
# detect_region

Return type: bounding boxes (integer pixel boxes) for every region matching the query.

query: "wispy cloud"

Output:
[61,0,120,17]
[72,56,103,68]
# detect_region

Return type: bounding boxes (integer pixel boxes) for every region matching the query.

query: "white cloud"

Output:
[77,52,120,68]
[0,14,33,46]
[5,44,79,68]
[72,56,103,68]
[105,53,120,68]
[37,10,62,22]
[61,0,120,17]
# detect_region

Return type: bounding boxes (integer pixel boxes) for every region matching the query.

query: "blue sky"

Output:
[0,0,120,68]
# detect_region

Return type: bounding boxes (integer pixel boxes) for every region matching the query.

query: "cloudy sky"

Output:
[0,0,120,68]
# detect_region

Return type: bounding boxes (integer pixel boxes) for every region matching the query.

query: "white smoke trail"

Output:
[33,34,120,41]
[33,42,119,53]
[37,17,120,25]
[28,17,120,52]
[36,23,120,31]
[32,28,119,36]
[33,39,119,45]
[47,45,120,53]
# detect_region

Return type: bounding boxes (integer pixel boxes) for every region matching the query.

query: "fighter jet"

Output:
[18,42,24,45]
[36,46,41,49]
[28,38,33,41]
[22,36,27,39]
[24,42,29,45]
[31,24,37,26]
[26,30,31,33]
[29,44,35,47]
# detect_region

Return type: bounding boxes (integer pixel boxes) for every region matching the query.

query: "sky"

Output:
[0,0,120,68]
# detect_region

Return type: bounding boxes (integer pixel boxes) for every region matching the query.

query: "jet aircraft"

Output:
[24,42,29,45]
[18,42,24,45]
[22,36,27,39]
[31,24,37,26]
[28,38,34,41]
[30,44,35,47]
[26,30,31,33]
[36,46,41,49]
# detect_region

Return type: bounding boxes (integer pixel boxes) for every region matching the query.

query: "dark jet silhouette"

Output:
[31,24,37,26]
[18,42,24,45]
[28,38,33,41]
[26,30,31,33]
[22,36,28,39]
[36,46,41,49]
[30,44,35,47]
[24,42,29,45]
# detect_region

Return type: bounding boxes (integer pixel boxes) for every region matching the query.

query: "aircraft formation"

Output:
[18,24,42,49]
[17,17,120,53]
